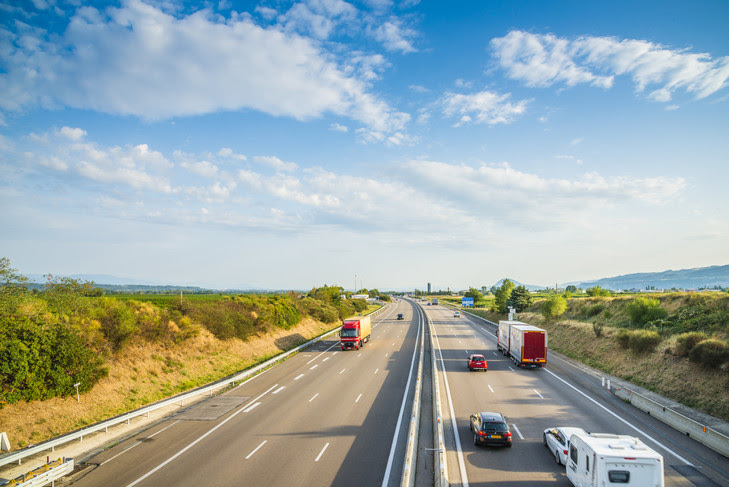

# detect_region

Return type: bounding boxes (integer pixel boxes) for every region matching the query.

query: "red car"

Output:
[467,354,488,371]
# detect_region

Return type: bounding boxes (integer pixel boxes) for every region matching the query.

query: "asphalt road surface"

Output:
[71,299,422,487]
[424,304,729,487]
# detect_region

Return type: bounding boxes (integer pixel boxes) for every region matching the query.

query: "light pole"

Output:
[74,382,81,403]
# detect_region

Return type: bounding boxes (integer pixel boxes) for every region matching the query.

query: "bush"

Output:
[628,330,662,353]
[675,331,708,357]
[586,286,610,297]
[592,322,604,337]
[585,304,605,318]
[626,297,667,326]
[616,329,630,349]
[689,338,729,368]
[541,294,567,320]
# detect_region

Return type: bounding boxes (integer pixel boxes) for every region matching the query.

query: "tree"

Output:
[565,285,578,294]
[625,297,667,326]
[493,279,515,314]
[0,257,28,295]
[464,287,483,302]
[507,285,532,312]
[586,286,610,297]
[541,294,567,320]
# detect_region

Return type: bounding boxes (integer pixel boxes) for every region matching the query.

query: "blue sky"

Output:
[1,0,728,290]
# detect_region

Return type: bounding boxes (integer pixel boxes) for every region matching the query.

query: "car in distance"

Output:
[471,412,512,447]
[543,427,586,465]
[467,354,487,371]
[453,311,461,317]
[396,313,404,320]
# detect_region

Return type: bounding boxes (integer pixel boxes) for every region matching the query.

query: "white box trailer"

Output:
[497,320,520,355]
[566,433,664,487]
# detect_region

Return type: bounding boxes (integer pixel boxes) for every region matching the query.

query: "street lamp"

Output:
[74,382,81,403]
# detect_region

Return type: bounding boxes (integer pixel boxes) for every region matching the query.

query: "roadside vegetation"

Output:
[459,283,729,421]
[0,258,380,449]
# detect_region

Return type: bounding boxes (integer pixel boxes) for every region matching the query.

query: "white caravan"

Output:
[566,433,664,487]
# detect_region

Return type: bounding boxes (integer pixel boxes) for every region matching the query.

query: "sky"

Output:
[1,0,728,291]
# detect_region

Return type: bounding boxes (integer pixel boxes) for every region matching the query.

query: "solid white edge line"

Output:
[315,442,330,462]
[125,384,278,487]
[381,303,422,487]
[545,369,693,465]
[245,440,267,459]
[432,322,470,487]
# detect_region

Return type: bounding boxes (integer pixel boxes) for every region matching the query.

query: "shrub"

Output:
[626,297,667,326]
[541,294,567,320]
[689,338,729,368]
[675,331,708,357]
[586,286,610,297]
[616,329,630,349]
[592,322,604,337]
[628,330,662,353]
[585,304,605,318]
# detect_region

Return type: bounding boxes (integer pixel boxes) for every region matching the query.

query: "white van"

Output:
[566,433,664,487]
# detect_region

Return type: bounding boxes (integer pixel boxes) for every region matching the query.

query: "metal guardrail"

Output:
[5,457,73,487]
[0,305,390,469]
[400,301,424,487]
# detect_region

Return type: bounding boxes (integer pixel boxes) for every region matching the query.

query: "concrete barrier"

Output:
[613,385,729,458]
[400,303,424,487]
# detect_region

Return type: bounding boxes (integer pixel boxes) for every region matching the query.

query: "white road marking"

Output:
[385,353,389,357]
[493,352,498,356]
[374,368,379,374]
[357,353,362,358]
[339,368,346,374]
[512,424,524,440]
[246,440,267,459]
[545,368,693,465]
[332,351,338,356]
[101,421,180,466]
[315,442,329,462]
[272,386,285,394]
[488,385,494,393]
[126,384,278,486]
[243,402,261,413]
[310,364,319,370]
[323,357,330,362]
[534,389,543,398]
[309,393,319,403]
[355,393,363,403]
[294,374,305,381]
[508,366,514,372]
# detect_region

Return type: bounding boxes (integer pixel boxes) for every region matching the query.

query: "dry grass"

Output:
[0,318,334,450]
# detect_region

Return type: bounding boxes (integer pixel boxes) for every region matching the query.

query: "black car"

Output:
[397,313,404,320]
[470,412,512,447]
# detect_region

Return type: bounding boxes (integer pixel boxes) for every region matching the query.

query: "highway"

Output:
[71,299,422,487]
[424,303,729,487]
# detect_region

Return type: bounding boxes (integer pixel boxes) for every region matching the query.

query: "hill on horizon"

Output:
[566,264,729,291]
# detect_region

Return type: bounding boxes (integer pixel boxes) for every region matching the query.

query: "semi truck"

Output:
[566,433,664,487]
[432,298,438,305]
[340,316,372,350]
[502,321,547,368]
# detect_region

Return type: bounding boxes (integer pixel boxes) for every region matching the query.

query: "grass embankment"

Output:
[0,317,337,450]
[465,293,729,422]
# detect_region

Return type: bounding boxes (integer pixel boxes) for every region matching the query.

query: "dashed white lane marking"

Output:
[355,394,362,403]
[315,442,330,462]
[243,402,261,413]
[272,386,285,394]
[309,393,319,403]
[512,424,524,440]
[508,366,514,372]
[323,357,330,362]
[310,364,319,370]
[385,353,389,357]
[534,389,543,398]
[374,368,379,374]
[488,385,494,393]
[294,374,305,381]
[339,368,346,374]
[246,440,267,459]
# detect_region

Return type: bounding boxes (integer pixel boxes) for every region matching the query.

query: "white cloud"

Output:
[441,90,529,126]
[56,126,87,141]
[181,160,219,178]
[330,122,349,132]
[371,18,417,53]
[0,0,408,135]
[253,155,298,172]
[491,30,729,102]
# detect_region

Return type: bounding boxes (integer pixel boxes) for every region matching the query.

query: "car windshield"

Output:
[472,356,484,361]
[483,422,508,433]
[341,329,359,337]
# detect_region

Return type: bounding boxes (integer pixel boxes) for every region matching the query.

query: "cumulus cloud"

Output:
[371,18,417,53]
[490,30,729,102]
[253,155,298,172]
[0,0,408,135]
[441,90,529,126]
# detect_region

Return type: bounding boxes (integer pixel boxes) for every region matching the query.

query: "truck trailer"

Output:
[497,320,520,355]
[566,433,664,487]
[508,323,547,368]
[340,316,372,350]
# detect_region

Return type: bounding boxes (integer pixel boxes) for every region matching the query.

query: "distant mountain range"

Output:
[564,265,729,291]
